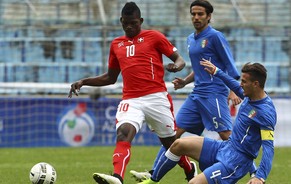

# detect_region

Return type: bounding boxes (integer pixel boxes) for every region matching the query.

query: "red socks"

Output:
[112,142,191,179]
[178,155,192,174]
[112,141,131,178]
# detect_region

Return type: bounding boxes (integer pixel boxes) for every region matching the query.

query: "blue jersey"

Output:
[215,69,277,180]
[187,26,240,97]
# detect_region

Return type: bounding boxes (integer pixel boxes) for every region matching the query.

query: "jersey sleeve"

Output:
[213,32,240,80]
[214,68,244,99]
[155,31,177,57]
[108,41,120,69]
[255,138,274,181]
[254,101,276,181]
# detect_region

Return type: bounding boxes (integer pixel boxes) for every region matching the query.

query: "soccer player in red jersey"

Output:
[68,2,195,184]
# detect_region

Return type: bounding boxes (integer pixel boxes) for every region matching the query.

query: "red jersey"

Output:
[108,30,177,99]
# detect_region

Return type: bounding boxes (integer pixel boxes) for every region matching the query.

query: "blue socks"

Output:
[151,150,180,181]
[152,145,166,171]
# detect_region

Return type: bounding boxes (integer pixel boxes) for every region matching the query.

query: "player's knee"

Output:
[116,131,127,141]
[189,173,208,184]
[116,124,136,142]
[170,139,185,154]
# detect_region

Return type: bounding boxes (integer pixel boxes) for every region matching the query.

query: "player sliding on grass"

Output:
[131,0,243,182]
[139,60,277,184]
[68,2,196,184]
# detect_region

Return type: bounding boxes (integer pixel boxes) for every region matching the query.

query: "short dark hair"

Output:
[121,2,141,17]
[190,0,214,15]
[241,62,267,88]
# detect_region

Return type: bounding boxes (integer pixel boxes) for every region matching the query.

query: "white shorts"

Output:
[116,92,176,138]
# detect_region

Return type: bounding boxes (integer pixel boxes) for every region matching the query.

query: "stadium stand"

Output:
[0,0,290,94]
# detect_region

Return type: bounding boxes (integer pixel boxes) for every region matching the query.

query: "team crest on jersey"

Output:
[118,41,124,48]
[137,37,144,43]
[248,109,257,118]
[201,39,208,48]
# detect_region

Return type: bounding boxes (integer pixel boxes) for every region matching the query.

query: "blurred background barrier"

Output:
[0,97,160,147]
[0,97,290,147]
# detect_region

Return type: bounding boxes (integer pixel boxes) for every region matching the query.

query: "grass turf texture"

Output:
[1,146,290,184]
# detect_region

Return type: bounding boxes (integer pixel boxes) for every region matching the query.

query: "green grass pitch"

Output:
[1,146,290,183]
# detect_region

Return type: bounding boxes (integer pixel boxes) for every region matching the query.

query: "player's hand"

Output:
[228,90,242,105]
[166,63,179,73]
[172,77,186,90]
[200,58,217,75]
[246,177,265,184]
[68,80,83,98]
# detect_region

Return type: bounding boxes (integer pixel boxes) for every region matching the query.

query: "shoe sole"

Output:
[93,173,110,184]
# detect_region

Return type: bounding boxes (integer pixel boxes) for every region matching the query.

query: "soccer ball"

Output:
[29,162,57,184]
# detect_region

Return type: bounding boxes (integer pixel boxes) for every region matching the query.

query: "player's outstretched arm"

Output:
[249,140,274,184]
[68,68,120,98]
[200,58,244,99]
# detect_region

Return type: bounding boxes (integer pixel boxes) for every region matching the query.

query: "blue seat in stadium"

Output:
[71,40,82,62]
[67,65,97,82]
[0,65,4,82]
[37,66,67,83]
[82,41,102,63]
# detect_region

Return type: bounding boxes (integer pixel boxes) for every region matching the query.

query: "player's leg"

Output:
[135,92,176,183]
[188,173,208,184]
[93,123,136,184]
[151,126,188,175]
[149,93,195,180]
[189,138,227,184]
[93,98,144,184]
[130,139,174,183]
[199,138,252,184]
[113,124,136,177]
[190,164,221,184]
[131,94,202,182]
[130,93,175,181]
[215,95,232,140]
[139,136,204,184]
[135,92,193,182]
[170,136,204,160]
[174,96,204,181]
[192,163,247,184]
[151,126,186,170]
[150,127,186,172]
[137,143,196,182]
[150,146,166,172]
[175,95,205,136]
[198,94,233,140]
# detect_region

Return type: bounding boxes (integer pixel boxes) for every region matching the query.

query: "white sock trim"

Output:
[165,150,181,162]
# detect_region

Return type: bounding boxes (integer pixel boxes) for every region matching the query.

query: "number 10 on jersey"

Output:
[126,45,135,57]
